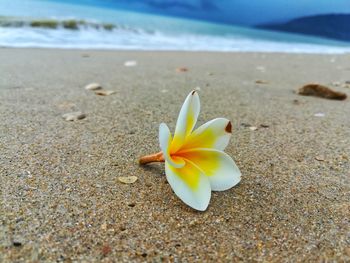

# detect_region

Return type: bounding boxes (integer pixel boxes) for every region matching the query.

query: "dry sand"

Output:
[0,49,349,262]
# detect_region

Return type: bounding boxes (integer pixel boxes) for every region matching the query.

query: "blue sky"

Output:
[51,0,350,25]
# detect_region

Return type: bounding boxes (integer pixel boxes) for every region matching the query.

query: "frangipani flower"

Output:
[140,90,241,211]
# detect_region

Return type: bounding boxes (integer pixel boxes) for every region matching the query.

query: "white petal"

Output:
[165,160,211,211]
[159,123,185,168]
[171,90,200,152]
[181,118,232,151]
[178,148,241,191]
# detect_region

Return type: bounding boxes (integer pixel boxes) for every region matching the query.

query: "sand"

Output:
[0,49,349,262]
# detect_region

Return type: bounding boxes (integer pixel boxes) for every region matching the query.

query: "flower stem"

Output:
[139,151,164,165]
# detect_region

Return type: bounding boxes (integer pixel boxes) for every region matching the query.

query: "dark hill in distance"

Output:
[256,14,350,42]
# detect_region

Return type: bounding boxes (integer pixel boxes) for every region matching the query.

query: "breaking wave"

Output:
[1,16,350,53]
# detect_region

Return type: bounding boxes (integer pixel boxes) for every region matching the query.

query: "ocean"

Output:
[1,0,350,53]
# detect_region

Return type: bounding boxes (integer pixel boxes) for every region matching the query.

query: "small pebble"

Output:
[124,60,137,67]
[94,90,116,96]
[240,123,251,128]
[249,126,258,131]
[255,80,269,84]
[314,113,325,117]
[293,99,301,105]
[117,176,138,184]
[101,245,112,256]
[176,67,188,72]
[62,112,86,121]
[298,83,347,100]
[85,83,102,91]
[315,156,325,161]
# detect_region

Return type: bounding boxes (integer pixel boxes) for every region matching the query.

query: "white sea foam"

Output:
[1,26,350,54]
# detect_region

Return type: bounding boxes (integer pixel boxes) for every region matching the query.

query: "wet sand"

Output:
[0,49,349,262]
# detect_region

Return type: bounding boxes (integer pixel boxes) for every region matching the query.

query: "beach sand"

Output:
[0,49,349,262]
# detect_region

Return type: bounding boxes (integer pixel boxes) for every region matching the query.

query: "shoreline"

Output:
[2,46,350,55]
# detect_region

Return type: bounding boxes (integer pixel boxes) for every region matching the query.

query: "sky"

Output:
[60,0,350,25]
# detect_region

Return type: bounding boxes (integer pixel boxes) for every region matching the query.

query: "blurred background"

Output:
[0,0,349,53]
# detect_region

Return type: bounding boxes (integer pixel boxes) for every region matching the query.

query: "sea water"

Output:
[0,0,349,53]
